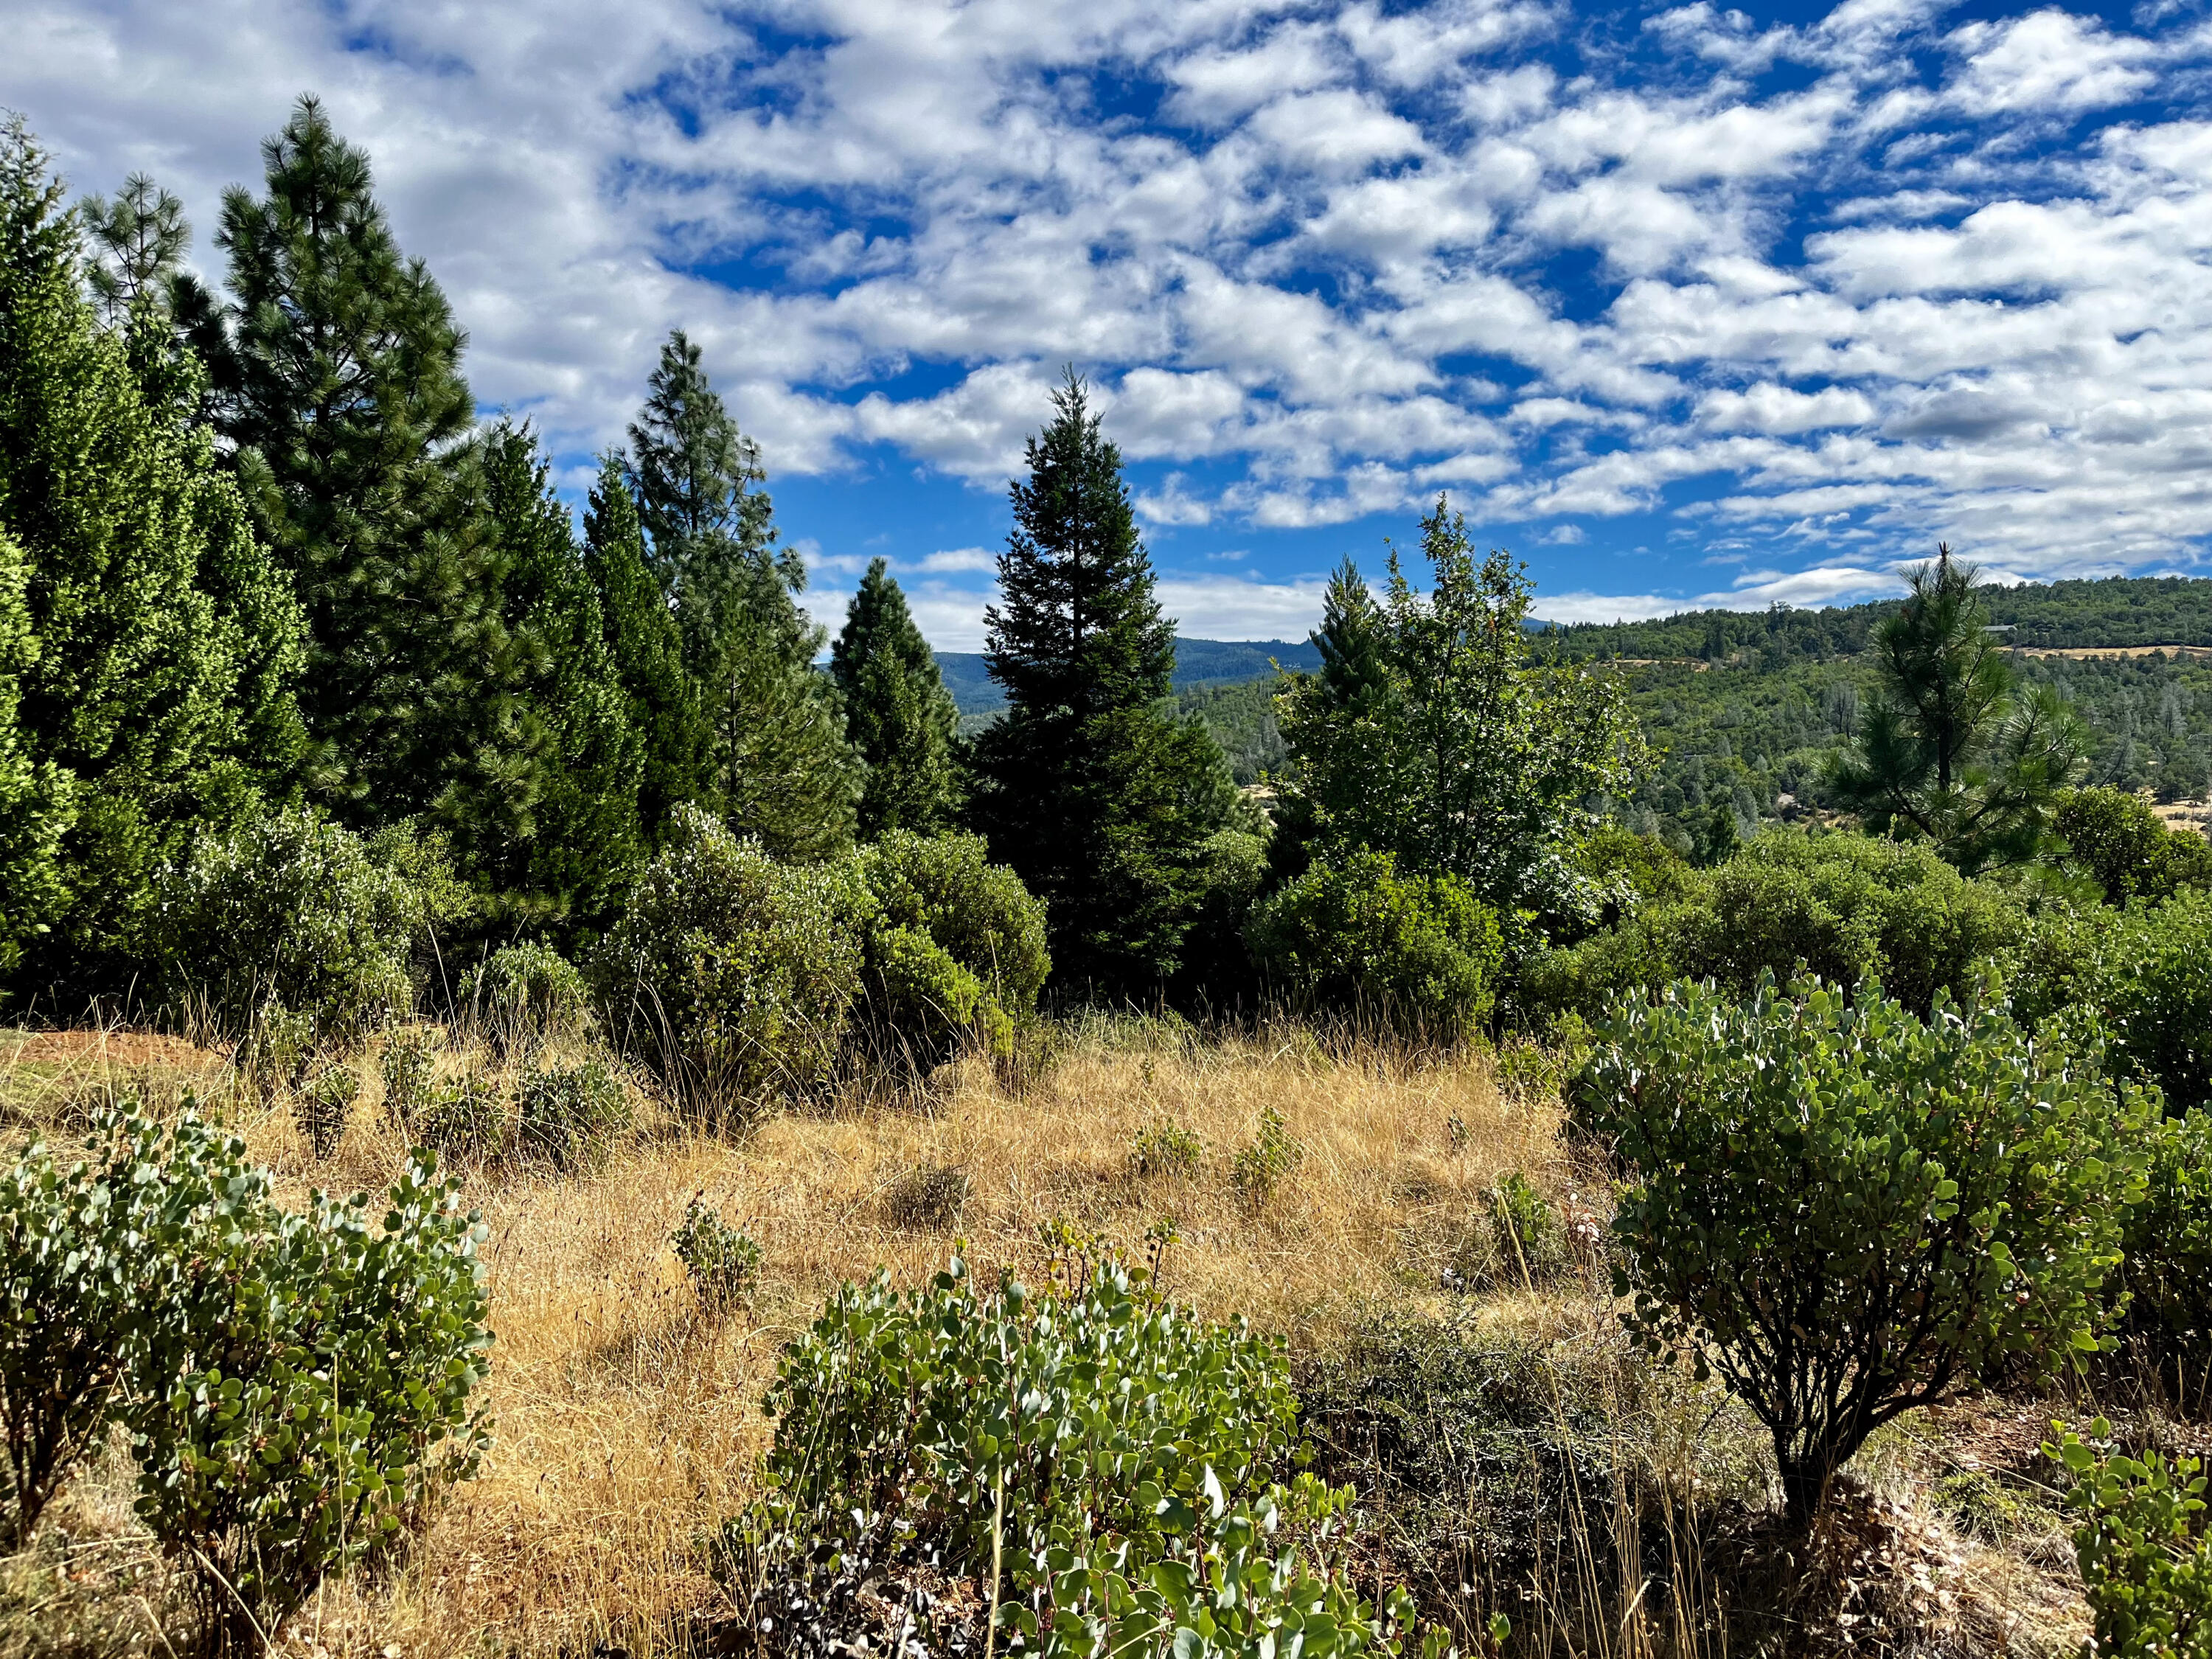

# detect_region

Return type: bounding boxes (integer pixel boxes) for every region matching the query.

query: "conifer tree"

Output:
[1267,557,1394,880]
[625,329,858,858]
[832,558,962,838]
[582,456,710,845]
[1826,546,2084,872]
[970,372,1236,994]
[0,119,305,990]
[210,95,501,826]
[462,425,645,930]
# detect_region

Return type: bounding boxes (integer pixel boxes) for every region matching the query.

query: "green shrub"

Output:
[378,1027,442,1129]
[1127,1119,1204,1180]
[149,807,456,1046]
[2118,1109,2212,1384]
[594,806,872,1113]
[859,922,991,1072]
[1576,972,2149,1526]
[295,1064,358,1159]
[1230,1104,1304,1210]
[465,941,588,1054]
[1486,1172,1565,1287]
[0,1108,255,1548]
[743,1249,1474,1659]
[2013,890,2212,1112]
[2057,786,2212,905]
[670,1200,762,1310]
[858,830,1051,1014]
[127,1152,493,1655]
[1247,851,1504,1040]
[516,1060,627,1171]
[2050,1419,2211,1656]
[238,1000,316,1105]
[414,1074,507,1162]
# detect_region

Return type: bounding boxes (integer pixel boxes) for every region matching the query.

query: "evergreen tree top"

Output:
[627,329,775,576]
[832,557,936,692]
[984,369,1175,723]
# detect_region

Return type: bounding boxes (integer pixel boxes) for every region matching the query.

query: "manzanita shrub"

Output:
[741,1249,1489,1659]
[128,1153,493,1654]
[2048,1419,2211,1656]
[465,941,590,1057]
[2115,1108,2212,1385]
[1576,971,2149,1527]
[0,1108,256,1547]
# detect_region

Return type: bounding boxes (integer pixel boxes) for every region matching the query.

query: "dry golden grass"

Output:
[0,1016,2098,1659]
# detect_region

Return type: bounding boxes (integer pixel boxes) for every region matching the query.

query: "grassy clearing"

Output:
[0,1016,2111,1658]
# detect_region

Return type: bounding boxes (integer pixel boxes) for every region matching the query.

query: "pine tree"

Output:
[582,456,711,845]
[1826,546,2084,872]
[1267,557,1394,880]
[970,372,1235,994]
[462,425,645,931]
[625,329,858,858]
[0,118,305,991]
[211,95,498,826]
[78,173,187,327]
[832,558,961,838]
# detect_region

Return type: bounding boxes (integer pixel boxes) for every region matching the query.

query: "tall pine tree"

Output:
[211,95,504,826]
[0,118,305,992]
[970,372,1235,995]
[582,456,710,846]
[625,329,858,858]
[832,557,962,838]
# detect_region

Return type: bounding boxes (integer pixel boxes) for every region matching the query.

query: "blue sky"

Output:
[11,0,2212,647]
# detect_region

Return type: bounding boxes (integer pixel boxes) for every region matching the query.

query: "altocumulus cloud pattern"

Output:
[9,0,2212,644]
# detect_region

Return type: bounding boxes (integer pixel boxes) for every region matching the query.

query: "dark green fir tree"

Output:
[625,329,857,858]
[0,119,305,992]
[211,95,504,827]
[582,456,711,846]
[1267,557,1394,881]
[970,372,1237,995]
[831,557,962,838]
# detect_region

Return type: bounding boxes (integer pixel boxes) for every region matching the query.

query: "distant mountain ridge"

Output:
[933,636,1322,715]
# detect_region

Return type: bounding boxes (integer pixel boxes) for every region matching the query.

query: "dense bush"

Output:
[858,830,1051,1015]
[1247,851,1504,1039]
[1525,831,2029,1021]
[128,1153,493,1653]
[413,1073,507,1162]
[594,806,872,1111]
[2057,785,2212,905]
[744,1250,1471,1659]
[0,1109,253,1548]
[859,922,998,1069]
[296,1062,358,1158]
[516,1059,627,1170]
[2011,888,2212,1113]
[1229,1103,1304,1210]
[670,1200,762,1310]
[1577,973,2149,1526]
[2117,1109,2212,1383]
[465,941,589,1054]
[379,1026,443,1128]
[2051,1419,2211,1656]
[148,807,462,1045]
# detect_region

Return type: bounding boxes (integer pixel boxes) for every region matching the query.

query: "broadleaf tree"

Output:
[832,557,963,838]
[969,372,1238,995]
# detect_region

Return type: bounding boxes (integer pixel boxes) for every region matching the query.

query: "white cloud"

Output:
[1153,575,1334,639]
[1947,10,2157,116]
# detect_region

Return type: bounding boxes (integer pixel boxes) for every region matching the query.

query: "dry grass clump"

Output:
[0,1014,2104,1658]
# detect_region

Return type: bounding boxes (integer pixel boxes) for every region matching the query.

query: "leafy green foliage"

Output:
[1229,1105,1304,1211]
[670,1200,762,1310]
[860,923,995,1068]
[516,1060,627,1172]
[2012,889,2212,1111]
[0,119,305,993]
[2050,1419,2211,1657]
[149,806,451,1045]
[2058,785,2212,904]
[1577,973,2148,1525]
[832,558,963,838]
[592,805,870,1112]
[0,1108,254,1548]
[1272,502,1644,930]
[858,830,1051,1015]
[969,372,1238,996]
[1826,549,2085,872]
[378,1027,442,1130]
[1127,1119,1204,1180]
[1246,851,1503,1039]
[413,1074,507,1164]
[1486,1172,1566,1287]
[128,1152,493,1653]
[296,1063,358,1159]
[467,941,590,1056]
[2116,1110,2212,1380]
[745,1249,1472,1659]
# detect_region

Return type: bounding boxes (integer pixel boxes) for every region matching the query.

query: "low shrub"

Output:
[2117,1108,2212,1389]
[1127,1119,1204,1180]
[515,1060,627,1171]
[295,1063,358,1159]
[148,807,460,1046]
[1576,971,2149,1526]
[378,1026,442,1129]
[858,830,1051,1015]
[2050,1419,2211,1655]
[1248,851,1504,1040]
[883,1163,970,1229]
[128,1153,493,1655]
[593,806,872,1113]
[413,1074,507,1162]
[2025,890,2212,1113]
[670,1200,762,1310]
[2057,785,2212,906]
[238,1000,316,1105]
[465,941,589,1055]
[859,922,994,1074]
[1486,1172,1566,1287]
[742,1250,1477,1659]
[0,1109,255,1548]
[1229,1103,1304,1210]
